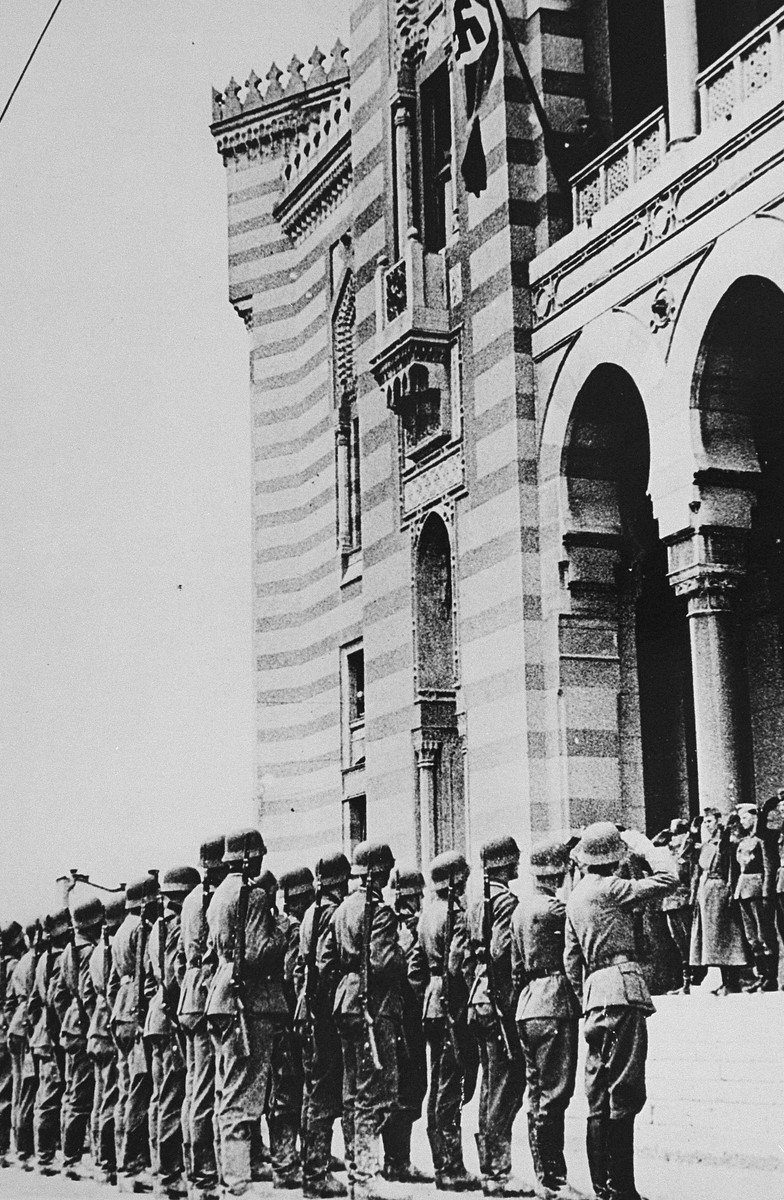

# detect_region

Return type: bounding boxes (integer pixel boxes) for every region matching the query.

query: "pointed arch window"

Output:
[333,272,362,553]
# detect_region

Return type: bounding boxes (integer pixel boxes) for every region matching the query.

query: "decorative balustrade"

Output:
[384,257,407,322]
[698,5,784,128]
[571,108,667,227]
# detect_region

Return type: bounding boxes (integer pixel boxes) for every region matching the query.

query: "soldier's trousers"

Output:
[61,1044,94,1166]
[150,1036,187,1188]
[33,1051,64,1165]
[301,1013,344,1184]
[9,1036,36,1160]
[382,1005,427,1170]
[583,1006,647,1120]
[338,1013,398,1186]
[0,1043,12,1156]
[518,1016,577,1186]
[664,908,692,965]
[184,1021,219,1193]
[210,1014,275,1196]
[737,897,775,958]
[90,1050,118,1175]
[425,1021,468,1176]
[475,1026,524,1182]
[269,1022,301,1181]
[114,1032,152,1176]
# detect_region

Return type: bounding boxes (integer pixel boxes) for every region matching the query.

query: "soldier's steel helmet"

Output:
[480,836,520,869]
[199,837,225,871]
[103,894,127,929]
[46,907,72,939]
[390,868,425,895]
[352,841,395,874]
[529,838,572,877]
[258,870,277,896]
[315,852,351,884]
[279,867,315,898]
[1,920,24,953]
[429,850,470,889]
[223,827,267,864]
[578,822,626,866]
[126,874,160,911]
[72,897,104,932]
[161,866,200,897]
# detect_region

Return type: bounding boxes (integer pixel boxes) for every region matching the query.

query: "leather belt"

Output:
[586,954,634,977]
[525,968,564,981]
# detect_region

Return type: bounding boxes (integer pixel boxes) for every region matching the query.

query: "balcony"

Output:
[531,5,784,337]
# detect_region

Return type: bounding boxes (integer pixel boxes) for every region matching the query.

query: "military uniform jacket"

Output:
[29,948,66,1054]
[324,886,406,1022]
[297,892,342,1026]
[398,911,428,1009]
[144,910,185,1040]
[661,840,695,912]
[110,912,148,1032]
[87,935,118,1056]
[56,937,98,1051]
[0,953,20,1048]
[467,880,518,1020]
[205,872,287,1018]
[279,911,300,1015]
[177,883,216,1031]
[734,834,771,900]
[6,947,35,1042]
[511,888,579,1022]
[418,896,473,1023]
[564,856,677,1015]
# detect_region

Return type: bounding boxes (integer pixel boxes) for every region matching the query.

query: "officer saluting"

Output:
[511,841,583,1200]
[205,827,286,1199]
[564,823,677,1200]
[419,851,479,1192]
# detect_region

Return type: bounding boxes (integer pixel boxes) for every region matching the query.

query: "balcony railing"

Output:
[698,6,784,128]
[571,108,667,227]
[384,257,407,323]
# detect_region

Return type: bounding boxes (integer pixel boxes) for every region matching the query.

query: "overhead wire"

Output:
[0,0,66,128]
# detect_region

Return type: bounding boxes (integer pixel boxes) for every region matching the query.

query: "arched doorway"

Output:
[691,275,784,804]
[561,365,697,831]
[413,512,464,860]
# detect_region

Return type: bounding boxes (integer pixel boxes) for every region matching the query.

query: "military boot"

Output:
[481,1135,535,1197]
[303,1126,348,1199]
[605,1117,648,1200]
[353,1122,411,1200]
[382,1113,433,1184]
[585,1117,609,1200]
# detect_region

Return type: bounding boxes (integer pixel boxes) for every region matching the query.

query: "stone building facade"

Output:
[211,0,784,866]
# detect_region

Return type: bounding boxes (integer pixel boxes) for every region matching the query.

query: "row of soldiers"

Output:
[0,821,678,1200]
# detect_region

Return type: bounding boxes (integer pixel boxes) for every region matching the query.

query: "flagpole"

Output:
[492,0,570,193]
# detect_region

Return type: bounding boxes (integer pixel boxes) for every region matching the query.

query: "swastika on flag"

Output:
[452,0,496,66]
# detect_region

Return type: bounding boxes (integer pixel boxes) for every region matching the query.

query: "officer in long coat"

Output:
[297,852,350,1199]
[178,837,226,1200]
[86,893,124,1185]
[111,872,159,1191]
[29,907,71,1175]
[5,919,39,1170]
[419,850,479,1192]
[383,869,430,1185]
[0,920,25,1168]
[146,866,198,1198]
[467,837,530,1197]
[205,827,286,1199]
[322,840,410,1200]
[511,841,583,1200]
[564,823,676,1200]
[57,896,104,1180]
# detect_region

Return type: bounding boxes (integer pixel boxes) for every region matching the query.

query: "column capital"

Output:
[414,733,441,767]
[665,526,748,613]
[391,86,416,125]
[673,566,742,615]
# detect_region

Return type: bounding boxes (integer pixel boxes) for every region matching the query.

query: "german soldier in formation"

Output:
[511,841,583,1200]
[179,837,226,1200]
[299,852,350,1199]
[30,906,72,1176]
[0,920,25,1169]
[6,919,38,1170]
[88,893,125,1185]
[419,851,478,1193]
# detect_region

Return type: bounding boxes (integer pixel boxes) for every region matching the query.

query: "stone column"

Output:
[392,90,416,258]
[663,0,700,143]
[336,419,351,552]
[679,573,744,813]
[416,741,439,867]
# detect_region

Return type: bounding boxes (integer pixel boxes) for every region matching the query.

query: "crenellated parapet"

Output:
[211,41,349,171]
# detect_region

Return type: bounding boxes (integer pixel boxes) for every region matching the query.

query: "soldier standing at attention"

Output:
[299,853,351,1199]
[57,896,104,1181]
[383,869,430,1185]
[6,919,39,1170]
[270,867,316,1188]
[206,827,286,1199]
[511,841,583,1200]
[564,823,677,1200]
[419,851,479,1193]
[29,907,72,1176]
[467,837,530,1198]
[178,837,226,1200]
[87,893,125,1185]
[0,921,25,1169]
[733,804,777,990]
[146,866,199,1199]
[111,873,159,1193]
[325,840,409,1200]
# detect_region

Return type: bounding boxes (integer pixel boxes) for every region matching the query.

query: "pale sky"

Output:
[0,0,348,922]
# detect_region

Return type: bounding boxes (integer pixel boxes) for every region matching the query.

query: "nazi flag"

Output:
[452,0,497,67]
[452,0,500,195]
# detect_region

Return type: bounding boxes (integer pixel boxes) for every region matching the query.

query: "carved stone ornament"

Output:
[650,278,676,332]
[394,0,427,71]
